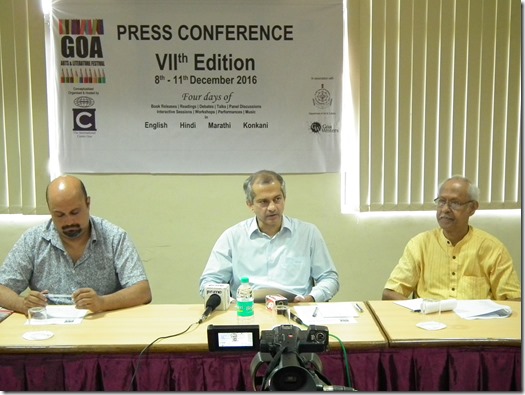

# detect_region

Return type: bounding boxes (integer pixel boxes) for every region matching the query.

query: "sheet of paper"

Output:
[25,305,89,325]
[294,303,358,325]
[454,300,512,320]
[394,298,457,314]
[394,298,423,311]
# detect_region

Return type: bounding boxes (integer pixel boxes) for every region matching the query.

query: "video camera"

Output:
[251,324,346,391]
[260,324,329,355]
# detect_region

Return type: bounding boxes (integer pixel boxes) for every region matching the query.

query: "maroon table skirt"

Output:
[0,346,520,391]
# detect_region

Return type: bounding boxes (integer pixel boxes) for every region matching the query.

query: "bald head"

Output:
[46,176,91,240]
[46,175,88,208]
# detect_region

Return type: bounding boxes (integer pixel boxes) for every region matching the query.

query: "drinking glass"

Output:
[417,299,446,330]
[28,307,47,325]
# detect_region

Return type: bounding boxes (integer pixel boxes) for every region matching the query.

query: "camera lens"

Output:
[315,331,327,343]
[270,366,311,391]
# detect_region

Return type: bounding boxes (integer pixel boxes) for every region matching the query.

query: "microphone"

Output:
[204,284,231,311]
[199,293,222,324]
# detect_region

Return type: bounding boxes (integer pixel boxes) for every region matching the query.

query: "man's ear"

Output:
[468,200,479,217]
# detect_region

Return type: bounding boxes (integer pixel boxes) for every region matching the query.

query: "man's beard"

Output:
[62,225,82,239]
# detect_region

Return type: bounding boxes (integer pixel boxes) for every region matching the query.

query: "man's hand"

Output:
[293,295,315,303]
[382,288,408,300]
[73,288,105,313]
[24,290,48,312]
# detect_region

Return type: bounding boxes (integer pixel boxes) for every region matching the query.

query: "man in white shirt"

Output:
[199,170,339,302]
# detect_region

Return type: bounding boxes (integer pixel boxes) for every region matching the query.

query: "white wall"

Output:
[0,173,520,304]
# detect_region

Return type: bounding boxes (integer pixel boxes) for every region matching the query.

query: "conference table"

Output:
[0,300,520,391]
[0,302,386,391]
[366,300,521,391]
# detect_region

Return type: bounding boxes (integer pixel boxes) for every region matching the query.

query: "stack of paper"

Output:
[394,298,513,320]
[453,300,512,320]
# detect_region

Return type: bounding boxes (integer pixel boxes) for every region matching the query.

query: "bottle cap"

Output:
[240,277,249,283]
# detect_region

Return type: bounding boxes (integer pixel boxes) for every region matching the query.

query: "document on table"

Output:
[453,300,512,320]
[394,298,457,313]
[294,303,359,325]
[25,305,89,325]
[394,298,423,312]
[395,298,512,320]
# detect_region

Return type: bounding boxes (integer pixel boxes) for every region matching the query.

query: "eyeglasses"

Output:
[433,197,473,211]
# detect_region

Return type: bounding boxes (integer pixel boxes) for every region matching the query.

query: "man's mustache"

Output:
[62,224,80,231]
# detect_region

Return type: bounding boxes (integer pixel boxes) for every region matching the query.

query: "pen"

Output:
[354,303,363,313]
[290,311,305,326]
[312,306,319,317]
[46,294,73,299]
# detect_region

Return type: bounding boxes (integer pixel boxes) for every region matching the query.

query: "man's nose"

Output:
[441,203,453,212]
[60,214,76,224]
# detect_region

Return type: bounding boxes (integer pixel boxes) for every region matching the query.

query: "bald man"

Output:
[0,175,152,315]
[382,176,521,301]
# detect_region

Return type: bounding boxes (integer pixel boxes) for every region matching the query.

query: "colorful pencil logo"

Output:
[59,19,106,84]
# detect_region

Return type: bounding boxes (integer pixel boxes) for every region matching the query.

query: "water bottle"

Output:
[236,277,254,323]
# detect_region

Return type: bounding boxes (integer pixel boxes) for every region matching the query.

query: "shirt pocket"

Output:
[458,275,490,299]
[279,256,309,283]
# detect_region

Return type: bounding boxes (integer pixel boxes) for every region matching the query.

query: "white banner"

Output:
[50,0,343,174]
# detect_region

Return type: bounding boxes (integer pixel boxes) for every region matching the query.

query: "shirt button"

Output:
[452,272,456,275]
[452,256,456,259]
[451,287,455,291]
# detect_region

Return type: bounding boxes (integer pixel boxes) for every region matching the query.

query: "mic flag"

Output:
[204,284,231,310]
[199,293,222,324]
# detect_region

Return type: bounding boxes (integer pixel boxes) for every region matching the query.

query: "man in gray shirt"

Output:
[0,175,152,315]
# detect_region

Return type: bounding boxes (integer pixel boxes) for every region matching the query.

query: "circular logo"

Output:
[73,96,95,108]
[313,85,332,109]
[310,122,322,133]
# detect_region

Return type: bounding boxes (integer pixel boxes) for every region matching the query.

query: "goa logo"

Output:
[72,108,97,131]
